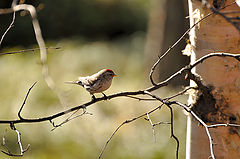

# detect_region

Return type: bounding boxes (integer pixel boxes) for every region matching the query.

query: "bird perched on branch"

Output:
[66,69,117,100]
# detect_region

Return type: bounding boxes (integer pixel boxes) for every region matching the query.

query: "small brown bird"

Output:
[66,69,116,100]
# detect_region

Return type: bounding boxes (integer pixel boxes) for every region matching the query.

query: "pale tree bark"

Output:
[186,0,240,159]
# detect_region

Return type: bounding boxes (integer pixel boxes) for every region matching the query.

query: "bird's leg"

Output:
[91,95,96,101]
[102,93,108,100]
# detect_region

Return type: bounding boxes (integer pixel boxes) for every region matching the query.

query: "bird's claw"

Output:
[102,93,109,100]
[91,95,96,101]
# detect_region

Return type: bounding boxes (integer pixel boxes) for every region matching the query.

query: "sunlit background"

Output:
[0,0,189,158]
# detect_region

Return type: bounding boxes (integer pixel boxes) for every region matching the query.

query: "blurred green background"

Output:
[0,0,188,158]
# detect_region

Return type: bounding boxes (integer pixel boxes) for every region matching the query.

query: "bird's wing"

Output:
[78,76,99,88]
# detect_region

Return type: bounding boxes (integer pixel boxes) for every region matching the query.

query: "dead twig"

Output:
[0,47,61,56]
[50,107,93,131]
[18,82,37,120]
[146,113,157,143]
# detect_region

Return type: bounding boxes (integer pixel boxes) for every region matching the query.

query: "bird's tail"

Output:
[65,80,83,86]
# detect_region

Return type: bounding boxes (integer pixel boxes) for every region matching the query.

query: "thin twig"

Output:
[153,121,171,126]
[166,104,179,159]
[0,11,15,47]
[146,113,157,143]
[98,121,126,159]
[0,47,61,56]
[145,115,170,143]
[164,86,198,101]
[125,95,157,101]
[18,82,37,120]
[50,107,93,131]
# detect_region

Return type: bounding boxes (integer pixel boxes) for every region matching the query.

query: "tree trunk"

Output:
[186,0,240,159]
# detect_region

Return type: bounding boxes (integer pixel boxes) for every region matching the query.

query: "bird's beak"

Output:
[113,74,117,77]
